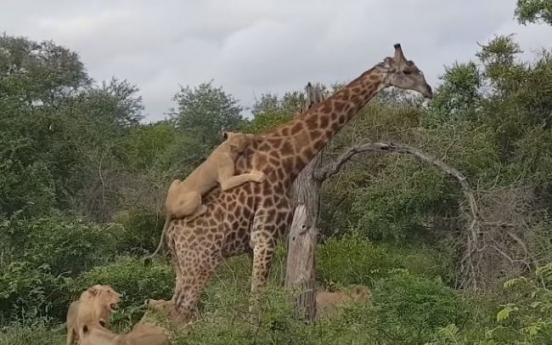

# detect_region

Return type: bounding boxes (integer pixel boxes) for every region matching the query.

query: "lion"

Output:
[66,284,122,345]
[80,322,170,345]
[315,285,371,319]
[147,131,265,259]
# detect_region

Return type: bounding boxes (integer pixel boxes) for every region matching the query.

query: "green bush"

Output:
[0,216,120,277]
[112,207,165,256]
[317,234,454,288]
[0,261,72,325]
[368,269,470,345]
[317,233,399,287]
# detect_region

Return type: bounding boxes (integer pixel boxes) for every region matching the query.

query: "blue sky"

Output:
[2,0,552,121]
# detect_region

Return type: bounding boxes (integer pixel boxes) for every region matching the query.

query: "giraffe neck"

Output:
[267,67,385,179]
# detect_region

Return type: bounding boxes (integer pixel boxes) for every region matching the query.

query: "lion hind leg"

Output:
[172,191,202,218]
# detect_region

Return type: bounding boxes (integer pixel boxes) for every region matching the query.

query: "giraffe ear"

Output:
[382,57,397,71]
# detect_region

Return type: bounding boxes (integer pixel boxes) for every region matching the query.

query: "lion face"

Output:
[145,299,175,314]
[223,131,256,155]
[85,284,122,312]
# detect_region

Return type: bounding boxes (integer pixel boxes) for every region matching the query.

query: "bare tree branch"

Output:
[313,141,493,290]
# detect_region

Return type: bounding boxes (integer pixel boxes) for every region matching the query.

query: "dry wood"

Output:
[284,83,325,321]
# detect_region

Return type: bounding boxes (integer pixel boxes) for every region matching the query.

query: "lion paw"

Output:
[252,171,266,183]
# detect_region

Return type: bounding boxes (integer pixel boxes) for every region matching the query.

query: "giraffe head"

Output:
[375,43,433,98]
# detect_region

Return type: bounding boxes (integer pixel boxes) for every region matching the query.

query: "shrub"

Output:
[317,233,456,289]
[367,269,470,345]
[317,233,400,287]
[0,261,72,325]
[0,216,120,277]
[112,207,165,256]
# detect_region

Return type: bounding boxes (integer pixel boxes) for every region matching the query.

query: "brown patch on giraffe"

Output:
[351,95,361,104]
[238,193,246,204]
[313,140,325,151]
[295,155,307,168]
[258,142,271,151]
[267,138,283,149]
[341,89,351,101]
[333,101,346,112]
[305,115,319,129]
[280,127,290,136]
[269,150,280,159]
[302,147,314,158]
[330,112,338,121]
[262,198,274,208]
[280,141,294,156]
[331,122,340,132]
[310,130,322,142]
[291,122,304,135]
[269,157,279,166]
[320,115,329,128]
[368,73,381,81]
[320,103,331,114]
[351,86,362,94]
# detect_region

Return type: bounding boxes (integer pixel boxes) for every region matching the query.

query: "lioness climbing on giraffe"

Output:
[148,131,266,258]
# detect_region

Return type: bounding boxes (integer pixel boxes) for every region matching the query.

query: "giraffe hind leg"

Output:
[173,246,222,323]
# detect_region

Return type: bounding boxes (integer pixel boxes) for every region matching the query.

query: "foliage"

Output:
[367,270,470,345]
[317,234,455,288]
[0,216,119,276]
[169,81,247,155]
[0,261,71,325]
[515,0,552,25]
[3,5,552,342]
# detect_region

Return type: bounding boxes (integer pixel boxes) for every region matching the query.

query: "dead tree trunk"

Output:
[284,83,325,321]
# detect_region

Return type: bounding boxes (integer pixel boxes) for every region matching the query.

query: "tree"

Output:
[515,0,552,25]
[170,81,247,154]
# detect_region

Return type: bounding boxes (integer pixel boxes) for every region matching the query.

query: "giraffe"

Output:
[165,43,433,320]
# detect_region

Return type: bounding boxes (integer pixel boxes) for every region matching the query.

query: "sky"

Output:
[2,0,552,122]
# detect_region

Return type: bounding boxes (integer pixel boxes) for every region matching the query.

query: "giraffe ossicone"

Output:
[165,43,433,321]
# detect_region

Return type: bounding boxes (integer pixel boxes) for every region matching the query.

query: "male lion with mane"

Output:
[66,284,121,345]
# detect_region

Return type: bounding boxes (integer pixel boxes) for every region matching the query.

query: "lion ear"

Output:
[229,141,240,152]
[222,131,229,140]
[88,286,99,296]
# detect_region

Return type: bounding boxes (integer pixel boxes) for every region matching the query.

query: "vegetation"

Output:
[2,3,552,344]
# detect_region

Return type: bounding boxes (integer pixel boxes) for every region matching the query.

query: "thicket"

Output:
[2,2,552,343]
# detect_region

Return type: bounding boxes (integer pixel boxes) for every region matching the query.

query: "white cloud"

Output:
[1,0,552,121]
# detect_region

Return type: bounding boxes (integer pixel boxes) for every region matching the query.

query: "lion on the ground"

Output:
[315,285,371,319]
[147,131,265,259]
[80,322,170,345]
[66,284,121,345]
